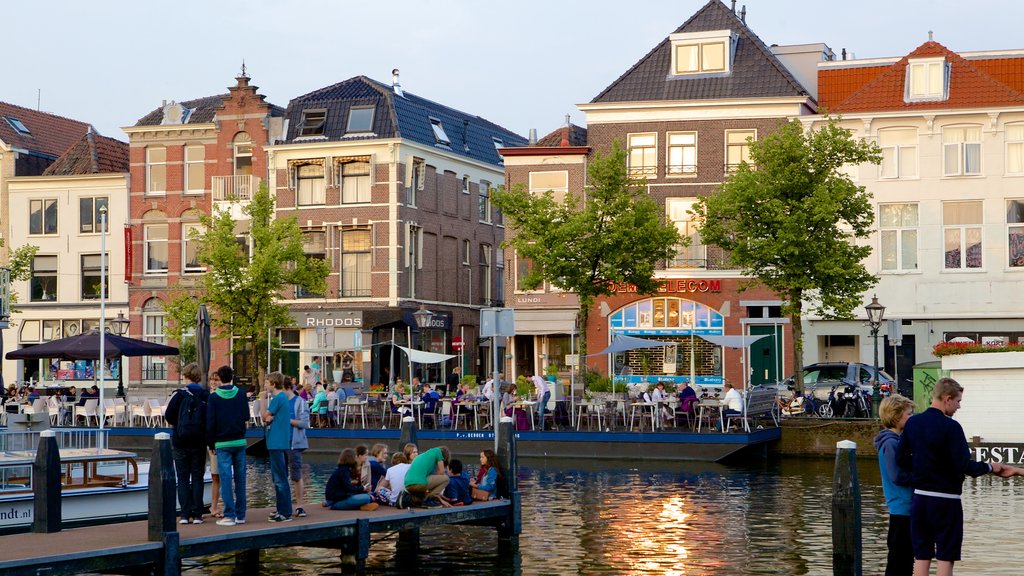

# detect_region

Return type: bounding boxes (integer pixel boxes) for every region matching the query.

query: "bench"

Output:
[725,387,779,433]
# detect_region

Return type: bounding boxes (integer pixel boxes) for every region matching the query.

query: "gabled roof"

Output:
[42,130,129,176]
[283,76,526,167]
[591,0,808,104]
[134,94,229,126]
[824,41,1024,113]
[536,123,588,147]
[0,101,91,159]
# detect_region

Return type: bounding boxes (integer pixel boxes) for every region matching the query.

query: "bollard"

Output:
[149,432,177,542]
[832,439,862,576]
[398,416,418,451]
[32,430,61,533]
[496,416,521,541]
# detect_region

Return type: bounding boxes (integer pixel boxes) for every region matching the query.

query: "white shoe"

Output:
[179,518,190,525]
[235,518,246,524]
[216,518,236,526]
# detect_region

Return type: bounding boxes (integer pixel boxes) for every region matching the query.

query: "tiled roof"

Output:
[42,131,129,176]
[825,42,1024,113]
[284,76,526,167]
[591,0,808,103]
[134,94,229,126]
[536,123,588,147]
[970,58,1024,94]
[0,101,91,159]
[817,65,888,112]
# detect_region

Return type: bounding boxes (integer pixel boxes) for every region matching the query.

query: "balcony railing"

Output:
[212,175,261,202]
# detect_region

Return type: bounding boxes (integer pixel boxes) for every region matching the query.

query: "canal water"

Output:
[187,453,1024,576]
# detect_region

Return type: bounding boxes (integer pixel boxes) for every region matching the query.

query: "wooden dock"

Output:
[3,417,521,576]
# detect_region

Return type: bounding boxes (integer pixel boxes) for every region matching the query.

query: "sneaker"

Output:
[192,518,204,525]
[295,507,307,518]
[216,518,236,527]
[421,498,442,509]
[359,502,379,512]
[268,513,293,523]
[179,518,190,525]
[235,518,246,524]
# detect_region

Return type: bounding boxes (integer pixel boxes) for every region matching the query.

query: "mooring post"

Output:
[496,416,521,541]
[398,416,418,450]
[236,549,260,572]
[832,439,861,576]
[32,429,61,533]
[149,432,177,540]
[341,517,371,570]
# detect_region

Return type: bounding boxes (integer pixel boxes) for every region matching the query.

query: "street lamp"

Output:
[110,312,131,399]
[865,295,886,417]
[412,305,434,383]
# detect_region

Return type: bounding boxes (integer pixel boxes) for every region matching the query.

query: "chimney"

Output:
[528,128,537,145]
[560,114,571,147]
[391,68,404,97]
[841,48,847,61]
[730,0,736,12]
[740,5,746,23]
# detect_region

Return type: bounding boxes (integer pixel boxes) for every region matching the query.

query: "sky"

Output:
[6,0,1024,142]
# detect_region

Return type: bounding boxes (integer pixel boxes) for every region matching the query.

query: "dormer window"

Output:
[430,118,450,145]
[669,30,737,76]
[905,57,949,102]
[346,106,374,134]
[4,116,30,135]
[297,109,327,137]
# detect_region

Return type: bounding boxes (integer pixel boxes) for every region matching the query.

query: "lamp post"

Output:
[412,305,434,383]
[109,312,131,399]
[865,295,886,418]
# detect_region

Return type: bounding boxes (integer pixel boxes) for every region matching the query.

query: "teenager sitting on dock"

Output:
[376,452,410,506]
[404,446,451,508]
[362,443,388,494]
[470,449,503,501]
[442,458,472,506]
[324,447,379,511]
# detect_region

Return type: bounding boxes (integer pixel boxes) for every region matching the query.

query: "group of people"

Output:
[875,377,1023,576]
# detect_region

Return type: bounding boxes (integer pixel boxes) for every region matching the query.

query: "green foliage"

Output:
[3,241,39,309]
[164,183,329,391]
[461,375,477,386]
[582,371,613,393]
[693,118,881,393]
[493,141,682,359]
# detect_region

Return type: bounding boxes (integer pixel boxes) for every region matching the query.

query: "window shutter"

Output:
[324,157,334,186]
[369,154,377,186]
[417,162,425,191]
[404,223,412,268]
[288,165,297,190]
[417,227,424,269]
[405,159,413,190]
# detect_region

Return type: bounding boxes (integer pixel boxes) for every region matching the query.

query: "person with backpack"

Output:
[164,363,209,525]
[207,365,249,527]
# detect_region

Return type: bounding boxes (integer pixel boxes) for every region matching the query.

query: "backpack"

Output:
[176,389,206,443]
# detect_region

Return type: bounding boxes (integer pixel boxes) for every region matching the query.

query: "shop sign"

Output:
[609,279,722,294]
[290,310,363,328]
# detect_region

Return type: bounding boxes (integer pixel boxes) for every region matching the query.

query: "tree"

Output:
[692,118,881,393]
[164,183,329,391]
[493,141,682,364]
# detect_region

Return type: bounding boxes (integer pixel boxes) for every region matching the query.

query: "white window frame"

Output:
[942,201,983,271]
[430,117,451,145]
[29,198,58,235]
[182,223,205,274]
[528,170,569,204]
[80,253,107,300]
[79,196,109,234]
[345,106,374,134]
[905,57,948,102]
[668,30,735,76]
[408,157,424,206]
[340,227,372,297]
[184,145,205,195]
[142,309,166,381]
[942,125,982,177]
[339,159,371,204]
[1006,123,1024,176]
[297,109,327,137]
[878,203,919,273]
[146,146,167,196]
[479,180,492,223]
[495,252,505,304]
[725,129,756,174]
[30,255,58,302]
[144,223,169,275]
[462,240,471,265]
[1007,199,1024,268]
[667,132,697,176]
[666,198,706,269]
[878,128,918,180]
[627,133,658,179]
[462,175,470,194]
[293,161,326,206]
[480,244,492,304]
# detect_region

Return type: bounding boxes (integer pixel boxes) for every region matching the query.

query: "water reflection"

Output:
[184,454,1023,575]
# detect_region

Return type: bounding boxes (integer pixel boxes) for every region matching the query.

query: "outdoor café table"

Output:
[575,401,604,431]
[629,402,658,432]
[470,399,491,430]
[696,400,724,433]
[655,398,678,430]
[510,401,536,430]
[393,399,424,428]
[341,398,368,429]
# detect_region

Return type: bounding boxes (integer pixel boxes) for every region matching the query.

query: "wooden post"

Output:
[341,518,371,569]
[149,432,177,542]
[398,416,418,450]
[235,549,260,572]
[32,430,61,533]
[832,439,861,576]
[496,416,521,541]
[156,531,181,576]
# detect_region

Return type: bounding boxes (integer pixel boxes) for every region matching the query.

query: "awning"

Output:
[588,335,673,356]
[696,334,769,348]
[514,309,578,335]
[396,345,455,364]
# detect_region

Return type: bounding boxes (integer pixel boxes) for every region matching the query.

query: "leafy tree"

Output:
[493,141,682,362]
[692,118,881,393]
[6,242,39,305]
[165,183,329,392]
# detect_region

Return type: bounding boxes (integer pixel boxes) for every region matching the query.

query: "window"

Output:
[297,109,327,137]
[29,199,58,235]
[479,180,492,223]
[346,106,374,133]
[79,197,109,233]
[296,231,326,298]
[408,158,424,206]
[462,240,471,265]
[1007,124,1024,175]
[667,132,697,176]
[142,302,166,380]
[627,133,657,178]
[30,255,57,302]
[906,58,948,102]
[185,145,205,194]
[4,116,30,135]
[515,251,536,292]
[144,224,168,274]
[146,146,167,195]
[669,30,734,75]
[430,118,450,145]
[480,244,492,304]
[235,233,254,261]
[294,162,326,206]
[666,198,705,268]
[406,225,422,298]
[943,201,983,270]
[725,130,755,173]
[942,126,982,176]
[493,137,503,152]
[341,228,372,297]
[1008,200,1024,268]
[879,204,919,272]
[233,133,253,176]
[879,128,918,179]
[182,223,204,273]
[81,254,107,300]
[529,171,569,204]
[337,159,371,204]
[495,255,504,304]
[462,175,470,194]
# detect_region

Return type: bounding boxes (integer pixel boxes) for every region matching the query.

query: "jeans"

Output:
[172,446,206,519]
[537,391,551,428]
[268,449,292,518]
[328,493,371,510]
[216,445,247,521]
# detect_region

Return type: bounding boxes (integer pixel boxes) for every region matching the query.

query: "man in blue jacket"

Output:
[896,377,1005,576]
[206,365,249,527]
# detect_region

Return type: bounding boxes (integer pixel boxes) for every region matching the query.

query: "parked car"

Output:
[781,362,895,401]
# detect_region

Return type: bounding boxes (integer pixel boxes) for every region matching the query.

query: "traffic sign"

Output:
[452,337,464,350]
